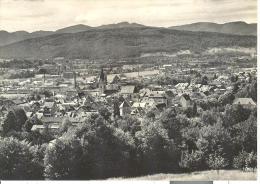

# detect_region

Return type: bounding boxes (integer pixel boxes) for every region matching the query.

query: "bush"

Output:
[179,150,204,172]
[245,152,257,171]
[207,152,228,172]
[233,151,247,170]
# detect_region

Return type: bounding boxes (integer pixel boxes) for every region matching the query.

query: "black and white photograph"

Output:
[0,0,257,181]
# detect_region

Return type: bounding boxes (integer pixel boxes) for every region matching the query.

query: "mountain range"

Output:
[170,21,257,36]
[0,22,148,46]
[0,21,256,47]
[0,28,256,60]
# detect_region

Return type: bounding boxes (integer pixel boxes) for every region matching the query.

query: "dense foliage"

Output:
[0,81,257,179]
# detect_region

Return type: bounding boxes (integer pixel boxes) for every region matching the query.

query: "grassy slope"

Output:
[109,170,257,180]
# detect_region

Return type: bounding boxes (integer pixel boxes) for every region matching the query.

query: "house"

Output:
[180,94,193,110]
[120,85,138,100]
[233,98,256,109]
[119,101,131,117]
[31,124,60,133]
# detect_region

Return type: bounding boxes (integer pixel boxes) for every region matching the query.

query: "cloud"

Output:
[0,0,257,32]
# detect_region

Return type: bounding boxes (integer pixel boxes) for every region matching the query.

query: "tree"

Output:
[1,110,17,135]
[0,137,43,179]
[192,102,197,116]
[207,151,228,174]
[230,75,238,82]
[0,108,27,135]
[43,90,52,98]
[113,100,120,118]
[146,110,155,120]
[201,109,220,126]
[136,121,180,174]
[12,108,28,130]
[201,75,208,85]
[98,107,111,121]
[44,138,83,179]
[232,114,257,152]
[218,92,235,106]
[23,119,33,132]
[115,115,141,135]
[235,80,257,102]
[179,150,204,172]
[159,108,183,142]
[196,120,233,165]
[77,117,134,179]
[223,104,251,127]
[233,151,247,171]
[59,118,72,134]
[245,151,257,171]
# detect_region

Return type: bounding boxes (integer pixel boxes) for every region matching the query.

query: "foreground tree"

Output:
[0,137,43,179]
[44,138,83,179]
[136,121,180,174]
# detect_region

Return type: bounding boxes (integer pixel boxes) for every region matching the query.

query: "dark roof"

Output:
[182,94,191,101]
[155,103,167,110]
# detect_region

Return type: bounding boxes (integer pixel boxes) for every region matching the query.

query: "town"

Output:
[0,49,257,179]
[0,51,257,131]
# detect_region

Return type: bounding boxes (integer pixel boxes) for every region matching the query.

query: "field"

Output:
[110,170,257,180]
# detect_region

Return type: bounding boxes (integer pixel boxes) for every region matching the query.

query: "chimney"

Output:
[74,71,77,89]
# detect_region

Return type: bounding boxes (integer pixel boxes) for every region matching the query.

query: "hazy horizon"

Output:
[0,0,257,32]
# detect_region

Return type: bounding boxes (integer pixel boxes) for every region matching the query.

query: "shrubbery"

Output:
[0,97,257,179]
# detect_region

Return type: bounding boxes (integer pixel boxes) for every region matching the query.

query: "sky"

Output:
[0,0,257,32]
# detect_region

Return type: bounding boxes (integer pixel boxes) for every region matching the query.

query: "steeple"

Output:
[99,68,107,94]
[99,68,105,82]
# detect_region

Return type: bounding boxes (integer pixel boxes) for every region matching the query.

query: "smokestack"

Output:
[74,71,77,89]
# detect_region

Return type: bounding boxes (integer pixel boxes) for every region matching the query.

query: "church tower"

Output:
[99,68,107,95]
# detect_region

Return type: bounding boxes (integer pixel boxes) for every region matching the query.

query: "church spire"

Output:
[99,68,107,95]
[99,68,105,82]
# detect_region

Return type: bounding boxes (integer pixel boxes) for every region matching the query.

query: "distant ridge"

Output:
[0,26,256,60]
[170,21,257,36]
[55,24,92,34]
[0,22,147,46]
[0,21,256,47]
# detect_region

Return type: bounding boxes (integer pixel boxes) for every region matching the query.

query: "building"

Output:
[180,94,193,110]
[120,85,138,100]
[119,101,131,117]
[233,98,256,109]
